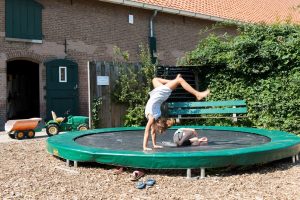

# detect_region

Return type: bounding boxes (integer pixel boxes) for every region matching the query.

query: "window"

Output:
[59,67,67,83]
[5,0,43,41]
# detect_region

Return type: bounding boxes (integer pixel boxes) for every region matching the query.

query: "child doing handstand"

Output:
[143,74,210,151]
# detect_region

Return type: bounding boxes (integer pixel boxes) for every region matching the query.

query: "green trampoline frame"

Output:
[47,126,300,169]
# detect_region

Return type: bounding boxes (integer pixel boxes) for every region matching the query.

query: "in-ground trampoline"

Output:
[47,126,300,177]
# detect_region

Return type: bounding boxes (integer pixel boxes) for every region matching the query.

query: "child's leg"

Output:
[190,137,200,145]
[165,74,210,100]
[190,137,208,146]
[152,77,172,88]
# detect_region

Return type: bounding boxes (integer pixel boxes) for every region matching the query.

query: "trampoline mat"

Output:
[75,129,271,152]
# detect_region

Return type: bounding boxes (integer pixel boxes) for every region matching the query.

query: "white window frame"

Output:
[59,66,67,83]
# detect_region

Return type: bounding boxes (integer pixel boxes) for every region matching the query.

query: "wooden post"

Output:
[232,106,237,122]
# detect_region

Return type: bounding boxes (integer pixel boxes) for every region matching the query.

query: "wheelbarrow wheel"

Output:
[77,124,88,131]
[8,132,15,139]
[27,130,35,139]
[15,131,25,140]
[46,124,59,136]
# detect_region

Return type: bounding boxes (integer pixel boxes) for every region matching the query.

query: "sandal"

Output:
[135,181,146,189]
[130,170,145,181]
[113,167,124,175]
[145,178,156,186]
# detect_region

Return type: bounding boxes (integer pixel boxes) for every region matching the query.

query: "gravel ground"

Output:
[0,132,299,200]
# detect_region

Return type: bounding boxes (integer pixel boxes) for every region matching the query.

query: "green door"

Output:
[45,59,79,120]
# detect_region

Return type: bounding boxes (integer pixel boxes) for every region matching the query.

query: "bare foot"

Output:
[198,137,208,145]
[196,89,210,100]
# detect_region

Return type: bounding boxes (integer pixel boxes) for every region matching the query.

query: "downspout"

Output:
[150,10,157,37]
[149,10,158,64]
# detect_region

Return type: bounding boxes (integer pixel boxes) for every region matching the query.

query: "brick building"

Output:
[0,0,298,129]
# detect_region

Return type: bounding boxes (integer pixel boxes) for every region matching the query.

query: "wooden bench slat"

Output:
[167,100,246,108]
[168,107,248,115]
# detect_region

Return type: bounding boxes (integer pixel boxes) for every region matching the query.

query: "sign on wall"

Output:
[97,76,109,85]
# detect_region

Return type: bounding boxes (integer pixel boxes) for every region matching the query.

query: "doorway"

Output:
[7,60,40,119]
[45,59,79,120]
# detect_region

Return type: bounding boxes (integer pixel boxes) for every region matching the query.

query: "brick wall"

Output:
[0,0,235,128]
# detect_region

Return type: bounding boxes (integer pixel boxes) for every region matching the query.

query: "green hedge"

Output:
[181,23,300,135]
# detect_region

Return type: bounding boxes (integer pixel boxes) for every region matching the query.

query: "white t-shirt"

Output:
[145,85,172,120]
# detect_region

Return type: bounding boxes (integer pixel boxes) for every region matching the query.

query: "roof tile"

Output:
[132,0,300,23]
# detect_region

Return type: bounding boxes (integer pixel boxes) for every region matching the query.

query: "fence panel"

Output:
[89,61,128,128]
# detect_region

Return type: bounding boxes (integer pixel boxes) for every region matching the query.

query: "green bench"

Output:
[165,100,247,123]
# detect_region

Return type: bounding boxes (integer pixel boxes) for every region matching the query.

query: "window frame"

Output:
[59,66,67,83]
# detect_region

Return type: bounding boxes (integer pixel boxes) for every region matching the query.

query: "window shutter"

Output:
[5,0,43,40]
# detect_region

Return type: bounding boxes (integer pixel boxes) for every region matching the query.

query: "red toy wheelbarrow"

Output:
[5,118,42,140]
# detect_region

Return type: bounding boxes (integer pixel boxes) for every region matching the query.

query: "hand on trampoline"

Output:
[143,147,152,151]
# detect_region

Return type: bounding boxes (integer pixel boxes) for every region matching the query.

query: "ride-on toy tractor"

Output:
[46,111,89,136]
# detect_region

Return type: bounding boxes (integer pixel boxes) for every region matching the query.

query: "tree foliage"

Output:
[112,45,155,126]
[181,23,300,134]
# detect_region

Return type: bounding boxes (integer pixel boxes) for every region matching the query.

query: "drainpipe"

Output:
[150,10,157,37]
[149,10,158,64]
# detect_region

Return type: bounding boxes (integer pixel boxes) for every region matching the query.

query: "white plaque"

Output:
[97,76,109,85]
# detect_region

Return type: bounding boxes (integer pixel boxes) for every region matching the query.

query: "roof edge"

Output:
[99,0,227,22]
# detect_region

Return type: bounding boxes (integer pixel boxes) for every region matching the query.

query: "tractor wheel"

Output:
[46,124,59,136]
[77,124,88,131]
[15,131,25,140]
[27,130,35,139]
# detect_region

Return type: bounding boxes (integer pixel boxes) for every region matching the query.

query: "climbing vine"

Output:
[112,44,155,126]
[91,97,102,128]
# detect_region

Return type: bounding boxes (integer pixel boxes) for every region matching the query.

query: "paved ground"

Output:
[0,129,49,143]
[0,129,299,199]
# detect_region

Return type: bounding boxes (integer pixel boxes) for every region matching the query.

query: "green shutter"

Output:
[5,0,43,40]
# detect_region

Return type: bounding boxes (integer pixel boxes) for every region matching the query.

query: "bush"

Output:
[112,45,155,126]
[181,23,300,135]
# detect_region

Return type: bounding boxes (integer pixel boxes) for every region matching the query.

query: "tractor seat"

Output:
[51,111,65,123]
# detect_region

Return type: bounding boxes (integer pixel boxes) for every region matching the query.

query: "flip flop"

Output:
[135,181,146,189]
[145,178,156,186]
[113,167,124,175]
[130,170,145,181]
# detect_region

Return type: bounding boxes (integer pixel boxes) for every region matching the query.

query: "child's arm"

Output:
[143,116,155,151]
[151,127,163,149]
